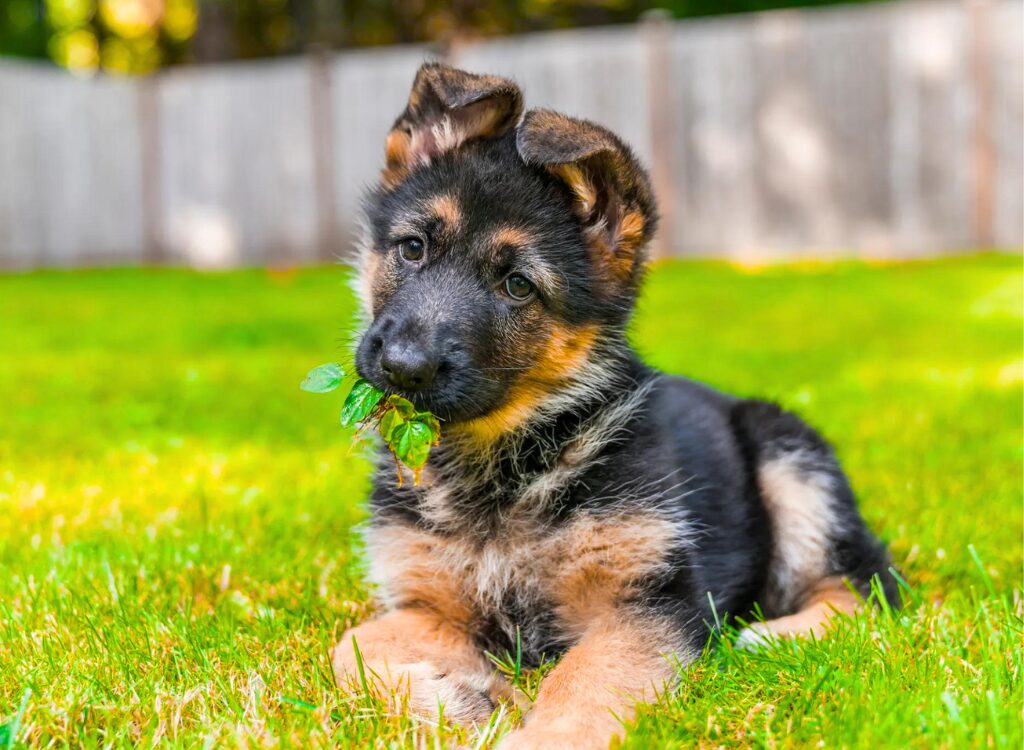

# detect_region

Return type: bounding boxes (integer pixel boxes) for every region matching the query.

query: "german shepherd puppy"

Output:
[331,64,897,749]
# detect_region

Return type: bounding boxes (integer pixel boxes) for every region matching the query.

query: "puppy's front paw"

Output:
[405,663,498,725]
[333,651,496,725]
[734,623,781,651]
[498,727,584,750]
[498,719,619,750]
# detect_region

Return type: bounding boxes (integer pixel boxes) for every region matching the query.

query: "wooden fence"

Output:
[0,0,1020,269]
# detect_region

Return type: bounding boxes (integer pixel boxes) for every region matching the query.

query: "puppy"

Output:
[331,63,897,749]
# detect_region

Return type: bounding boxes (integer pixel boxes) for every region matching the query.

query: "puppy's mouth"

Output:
[354,324,511,424]
[354,360,482,424]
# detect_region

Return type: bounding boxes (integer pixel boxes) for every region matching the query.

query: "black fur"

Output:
[351,64,898,671]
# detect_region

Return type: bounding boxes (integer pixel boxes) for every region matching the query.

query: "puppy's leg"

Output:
[499,614,690,750]
[331,607,501,724]
[731,400,899,650]
[736,576,860,649]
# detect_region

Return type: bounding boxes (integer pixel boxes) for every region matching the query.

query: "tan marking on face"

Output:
[456,387,547,446]
[532,323,598,384]
[457,323,599,443]
[427,193,462,234]
[491,226,534,250]
[358,251,381,311]
[512,614,686,747]
[366,253,401,315]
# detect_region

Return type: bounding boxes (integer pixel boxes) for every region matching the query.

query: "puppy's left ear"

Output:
[517,109,657,288]
[384,63,523,187]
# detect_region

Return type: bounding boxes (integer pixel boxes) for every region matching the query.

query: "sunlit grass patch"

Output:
[0,254,1020,747]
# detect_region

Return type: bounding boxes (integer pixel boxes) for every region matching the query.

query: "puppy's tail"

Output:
[730,399,900,616]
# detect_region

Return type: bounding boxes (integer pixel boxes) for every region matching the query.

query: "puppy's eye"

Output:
[504,274,534,301]
[398,237,425,262]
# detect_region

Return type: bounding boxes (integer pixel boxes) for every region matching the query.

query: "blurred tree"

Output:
[0,0,48,59]
[0,0,889,73]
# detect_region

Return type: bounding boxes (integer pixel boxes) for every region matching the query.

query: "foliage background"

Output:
[0,0,893,74]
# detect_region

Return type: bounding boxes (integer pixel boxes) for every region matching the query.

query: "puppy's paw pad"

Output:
[734,625,780,651]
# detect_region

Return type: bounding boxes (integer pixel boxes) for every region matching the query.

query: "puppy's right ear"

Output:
[383,63,523,188]
[516,109,656,291]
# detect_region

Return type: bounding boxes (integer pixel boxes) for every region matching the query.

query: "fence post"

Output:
[137,73,164,264]
[644,11,676,261]
[969,0,995,249]
[310,51,339,262]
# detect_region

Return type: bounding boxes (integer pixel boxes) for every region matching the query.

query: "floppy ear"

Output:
[516,109,657,288]
[383,63,523,187]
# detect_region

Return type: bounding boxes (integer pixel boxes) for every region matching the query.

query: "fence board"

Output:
[0,0,1020,269]
[667,16,762,255]
[0,61,144,268]
[330,45,438,251]
[453,27,654,163]
[991,0,1024,248]
[157,59,319,266]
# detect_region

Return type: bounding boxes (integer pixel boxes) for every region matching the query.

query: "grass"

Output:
[0,254,1020,748]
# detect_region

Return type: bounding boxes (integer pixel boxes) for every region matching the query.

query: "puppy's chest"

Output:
[364,511,682,646]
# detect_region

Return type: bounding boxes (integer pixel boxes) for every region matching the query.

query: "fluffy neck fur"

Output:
[375,336,655,537]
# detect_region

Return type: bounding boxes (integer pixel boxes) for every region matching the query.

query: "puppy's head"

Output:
[355,63,657,439]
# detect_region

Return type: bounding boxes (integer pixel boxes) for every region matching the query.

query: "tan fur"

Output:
[364,522,476,627]
[365,511,683,638]
[550,163,598,215]
[531,323,598,386]
[455,388,547,445]
[737,577,861,648]
[491,226,535,250]
[331,608,503,724]
[383,130,413,188]
[618,209,646,248]
[382,66,522,189]
[456,323,598,443]
[758,452,837,612]
[547,162,648,285]
[359,251,381,311]
[552,515,679,637]
[361,252,400,316]
[427,193,462,234]
[517,109,654,290]
[501,615,686,750]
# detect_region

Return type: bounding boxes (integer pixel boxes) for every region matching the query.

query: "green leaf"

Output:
[387,394,416,418]
[340,379,384,427]
[378,408,405,442]
[300,363,345,393]
[412,412,442,444]
[391,420,433,470]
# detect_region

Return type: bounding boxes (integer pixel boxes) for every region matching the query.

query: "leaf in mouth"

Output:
[302,365,440,480]
[300,363,345,393]
[378,407,405,441]
[340,380,385,427]
[390,419,434,471]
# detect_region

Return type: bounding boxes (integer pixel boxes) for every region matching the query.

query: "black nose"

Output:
[380,341,438,391]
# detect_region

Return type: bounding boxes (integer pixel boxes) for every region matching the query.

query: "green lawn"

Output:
[0,255,1020,748]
